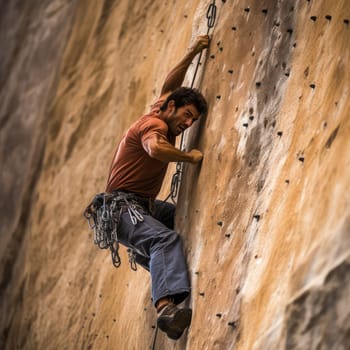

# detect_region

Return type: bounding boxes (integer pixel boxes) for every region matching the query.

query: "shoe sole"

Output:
[157,308,192,340]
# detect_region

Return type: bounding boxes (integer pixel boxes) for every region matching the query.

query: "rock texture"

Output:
[1,0,349,349]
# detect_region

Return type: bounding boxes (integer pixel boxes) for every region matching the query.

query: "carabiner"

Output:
[128,207,138,225]
[130,205,144,222]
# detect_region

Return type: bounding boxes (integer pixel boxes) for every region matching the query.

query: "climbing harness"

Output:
[84,191,145,270]
[165,0,217,203]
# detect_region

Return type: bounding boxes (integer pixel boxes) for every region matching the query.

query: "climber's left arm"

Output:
[159,35,209,98]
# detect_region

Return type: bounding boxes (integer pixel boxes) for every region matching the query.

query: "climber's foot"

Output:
[157,303,192,340]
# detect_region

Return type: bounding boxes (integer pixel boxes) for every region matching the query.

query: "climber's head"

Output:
[160,87,208,136]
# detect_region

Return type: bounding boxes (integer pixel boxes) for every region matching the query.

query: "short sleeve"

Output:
[149,99,165,114]
[140,117,169,144]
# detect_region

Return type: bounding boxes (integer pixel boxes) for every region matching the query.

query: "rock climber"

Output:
[104,35,208,340]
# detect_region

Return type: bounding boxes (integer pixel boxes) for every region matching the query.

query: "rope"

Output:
[165,0,217,203]
[151,325,159,350]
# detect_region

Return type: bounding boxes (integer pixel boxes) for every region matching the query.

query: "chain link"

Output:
[207,1,217,29]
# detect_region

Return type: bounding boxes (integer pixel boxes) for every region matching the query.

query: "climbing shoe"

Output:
[157,303,192,340]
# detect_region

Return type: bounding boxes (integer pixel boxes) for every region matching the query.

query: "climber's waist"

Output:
[111,189,154,214]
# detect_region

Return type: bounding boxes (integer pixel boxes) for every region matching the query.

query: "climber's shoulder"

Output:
[159,92,171,101]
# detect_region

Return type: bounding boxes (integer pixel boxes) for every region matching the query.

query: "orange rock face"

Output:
[1,1,350,349]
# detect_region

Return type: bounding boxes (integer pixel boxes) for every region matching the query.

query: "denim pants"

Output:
[117,200,190,305]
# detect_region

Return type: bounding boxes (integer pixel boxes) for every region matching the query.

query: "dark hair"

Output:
[160,87,208,117]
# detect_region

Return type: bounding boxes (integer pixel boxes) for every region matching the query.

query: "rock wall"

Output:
[1,0,349,349]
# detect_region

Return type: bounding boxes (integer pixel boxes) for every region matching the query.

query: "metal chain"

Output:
[165,0,217,203]
[151,2,217,347]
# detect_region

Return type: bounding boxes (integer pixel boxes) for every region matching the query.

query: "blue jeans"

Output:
[117,200,190,305]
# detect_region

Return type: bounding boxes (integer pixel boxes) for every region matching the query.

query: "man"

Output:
[105,35,209,340]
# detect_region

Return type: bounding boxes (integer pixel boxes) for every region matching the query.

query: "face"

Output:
[166,101,200,136]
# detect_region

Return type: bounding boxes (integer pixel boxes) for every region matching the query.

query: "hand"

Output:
[188,149,203,163]
[191,35,210,54]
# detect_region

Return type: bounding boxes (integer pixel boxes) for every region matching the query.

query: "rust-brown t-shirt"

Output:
[105,99,175,199]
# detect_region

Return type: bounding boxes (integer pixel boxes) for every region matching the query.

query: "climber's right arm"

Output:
[142,133,203,164]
